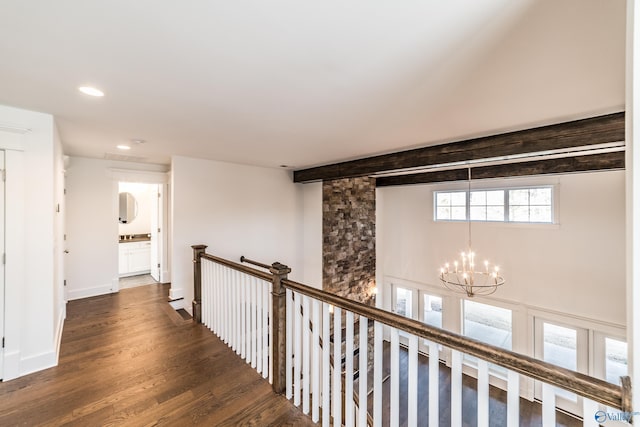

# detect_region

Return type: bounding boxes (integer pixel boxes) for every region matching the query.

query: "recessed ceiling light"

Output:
[78,86,104,97]
[131,139,146,144]
[116,145,131,150]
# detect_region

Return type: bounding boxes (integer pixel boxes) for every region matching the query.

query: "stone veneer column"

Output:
[322,177,376,305]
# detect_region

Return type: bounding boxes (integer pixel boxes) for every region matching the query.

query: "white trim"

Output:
[54,302,66,364]
[18,349,57,378]
[66,283,115,301]
[169,287,184,301]
[3,350,20,380]
[109,168,168,184]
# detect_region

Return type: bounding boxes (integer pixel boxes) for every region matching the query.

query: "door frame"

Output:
[110,169,169,286]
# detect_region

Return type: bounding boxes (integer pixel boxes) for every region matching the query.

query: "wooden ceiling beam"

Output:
[375,151,625,187]
[293,112,625,183]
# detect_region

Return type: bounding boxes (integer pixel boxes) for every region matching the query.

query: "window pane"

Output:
[543,323,577,371]
[470,206,486,221]
[530,206,552,223]
[486,190,504,205]
[451,192,466,206]
[605,338,628,384]
[423,294,442,329]
[509,205,529,222]
[463,300,512,351]
[543,322,577,401]
[530,188,552,205]
[395,287,412,318]
[509,189,529,205]
[470,191,486,206]
[436,207,451,220]
[451,207,466,220]
[436,192,451,206]
[487,206,504,221]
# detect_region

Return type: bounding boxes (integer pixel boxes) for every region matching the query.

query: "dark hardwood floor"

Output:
[0,284,315,426]
[358,343,582,427]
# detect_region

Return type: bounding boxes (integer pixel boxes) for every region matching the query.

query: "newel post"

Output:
[191,244,208,323]
[270,261,291,394]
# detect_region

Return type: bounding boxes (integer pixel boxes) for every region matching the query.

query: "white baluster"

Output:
[223,267,228,344]
[245,276,251,365]
[477,359,489,427]
[251,276,258,369]
[408,334,418,427]
[312,299,320,423]
[358,316,368,427]
[235,271,241,354]
[374,321,382,427]
[390,328,399,427]
[333,307,343,427]
[268,281,273,384]
[240,275,246,360]
[231,270,237,353]
[302,295,310,414]
[214,263,220,335]
[542,383,556,427]
[262,280,269,379]
[322,302,331,427]
[506,370,519,427]
[285,288,293,400]
[257,277,264,374]
[294,291,302,406]
[451,350,462,427]
[201,260,208,328]
[582,398,598,427]
[345,311,354,427]
[428,340,439,427]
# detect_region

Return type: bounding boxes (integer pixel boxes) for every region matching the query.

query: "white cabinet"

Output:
[119,241,151,276]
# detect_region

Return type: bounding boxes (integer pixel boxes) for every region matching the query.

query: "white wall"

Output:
[65,157,168,300]
[302,182,323,289]
[170,156,305,309]
[0,104,62,380]
[377,170,626,326]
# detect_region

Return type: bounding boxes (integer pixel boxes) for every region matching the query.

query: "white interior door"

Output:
[149,185,160,281]
[0,150,6,379]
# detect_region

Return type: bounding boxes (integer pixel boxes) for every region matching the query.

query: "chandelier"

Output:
[439,167,505,297]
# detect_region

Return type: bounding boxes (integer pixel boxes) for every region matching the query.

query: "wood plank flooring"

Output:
[360,344,581,427]
[0,284,315,426]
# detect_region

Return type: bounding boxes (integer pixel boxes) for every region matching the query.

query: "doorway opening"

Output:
[118,181,164,289]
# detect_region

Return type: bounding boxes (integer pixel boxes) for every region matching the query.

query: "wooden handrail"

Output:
[201,252,272,282]
[282,278,628,410]
[240,255,272,270]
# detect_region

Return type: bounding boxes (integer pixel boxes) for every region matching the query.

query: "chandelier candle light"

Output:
[439,167,505,297]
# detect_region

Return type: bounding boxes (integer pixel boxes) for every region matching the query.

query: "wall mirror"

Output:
[119,192,138,224]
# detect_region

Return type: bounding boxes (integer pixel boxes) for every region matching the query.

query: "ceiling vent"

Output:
[104,152,147,162]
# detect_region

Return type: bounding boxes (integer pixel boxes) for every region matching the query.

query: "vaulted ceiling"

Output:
[0,1,626,168]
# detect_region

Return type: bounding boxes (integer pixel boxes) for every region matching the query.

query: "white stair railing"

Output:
[192,247,632,427]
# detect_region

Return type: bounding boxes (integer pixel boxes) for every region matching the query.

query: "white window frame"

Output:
[434,184,556,224]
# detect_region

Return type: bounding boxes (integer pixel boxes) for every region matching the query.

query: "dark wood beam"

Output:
[293,112,625,183]
[376,151,625,187]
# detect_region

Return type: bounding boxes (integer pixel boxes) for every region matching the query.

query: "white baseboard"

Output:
[2,346,58,381]
[19,349,57,378]
[67,283,115,301]
[169,287,183,301]
[54,302,66,364]
[3,350,20,381]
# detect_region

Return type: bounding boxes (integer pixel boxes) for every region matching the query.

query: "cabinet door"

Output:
[118,245,129,274]
[128,242,151,273]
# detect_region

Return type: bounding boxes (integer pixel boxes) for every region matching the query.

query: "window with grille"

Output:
[434,186,553,223]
